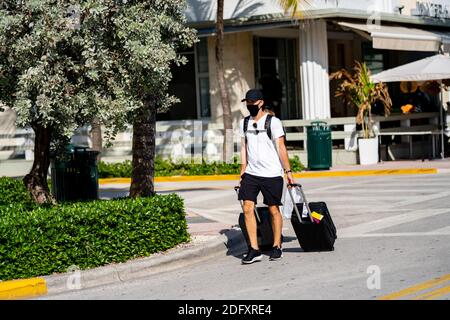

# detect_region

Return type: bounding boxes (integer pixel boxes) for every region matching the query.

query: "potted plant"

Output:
[330,62,392,165]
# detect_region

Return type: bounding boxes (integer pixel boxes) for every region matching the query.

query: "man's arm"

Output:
[239,138,247,187]
[240,137,247,177]
[276,137,295,184]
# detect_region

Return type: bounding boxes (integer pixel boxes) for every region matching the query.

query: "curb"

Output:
[39,228,245,298]
[0,278,47,300]
[0,229,245,299]
[294,168,438,178]
[99,168,438,185]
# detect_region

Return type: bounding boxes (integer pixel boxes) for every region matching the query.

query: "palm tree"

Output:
[215,0,308,163]
[215,0,309,163]
[215,0,233,163]
[278,0,310,17]
[330,62,392,139]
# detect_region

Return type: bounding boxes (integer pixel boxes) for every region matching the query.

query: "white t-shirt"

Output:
[239,113,285,178]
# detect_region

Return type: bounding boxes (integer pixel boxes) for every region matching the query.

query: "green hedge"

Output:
[0,177,35,209]
[0,194,188,281]
[98,156,305,178]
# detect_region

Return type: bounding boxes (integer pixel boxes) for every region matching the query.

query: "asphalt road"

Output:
[43,173,450,300]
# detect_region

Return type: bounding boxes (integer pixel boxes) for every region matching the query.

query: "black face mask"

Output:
[247,104,260,117]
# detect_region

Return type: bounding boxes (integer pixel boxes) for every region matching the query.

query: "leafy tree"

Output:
[0,0,196,202]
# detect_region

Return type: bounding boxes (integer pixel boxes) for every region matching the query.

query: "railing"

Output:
[0,112,441,161]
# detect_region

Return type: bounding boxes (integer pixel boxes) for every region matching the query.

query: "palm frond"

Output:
[278,0,312,18]
[331,62,392,138]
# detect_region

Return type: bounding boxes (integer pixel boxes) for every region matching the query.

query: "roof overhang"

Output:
[189,8,450,37]
[338,21,450,52]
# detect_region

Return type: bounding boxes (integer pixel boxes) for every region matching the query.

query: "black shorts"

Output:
[238,173,283,206]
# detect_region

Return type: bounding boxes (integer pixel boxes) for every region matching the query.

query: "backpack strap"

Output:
[264,114,273,140]
[265,114,287,142]
[243,116,250,134]
[243,116,250,145]
[246,114,284,141]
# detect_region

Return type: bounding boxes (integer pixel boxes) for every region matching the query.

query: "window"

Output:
[158,38,210,121]
[254,37,300,120]
[196,38,211,118]
[362,42,386,74]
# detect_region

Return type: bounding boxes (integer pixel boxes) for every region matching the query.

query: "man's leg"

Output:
[243,200,259,250]
[268,205,283,247]
[260,175,284,249]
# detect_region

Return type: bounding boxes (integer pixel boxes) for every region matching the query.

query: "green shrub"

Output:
[0,177,34,208]
[290,155,305,173]
[98,156,305,178]
[97,160,133,178]
[0,194,188,281]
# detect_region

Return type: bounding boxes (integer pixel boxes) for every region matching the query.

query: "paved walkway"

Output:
[46,171,450,299]
[4,159,449,300]
[98,159,450,250]
[330,158,450,171]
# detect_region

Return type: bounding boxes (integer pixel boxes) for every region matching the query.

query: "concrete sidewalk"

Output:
[96,158,450,185]
[1,225,245,299]
[2,158,449,299]
[2,158,450,179]
[330,158,450,172]
[1,193,245,299]
[37,172,450,300]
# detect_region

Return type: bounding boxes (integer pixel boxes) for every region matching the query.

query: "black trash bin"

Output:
[307,121,332,170]
[51,145,99,202]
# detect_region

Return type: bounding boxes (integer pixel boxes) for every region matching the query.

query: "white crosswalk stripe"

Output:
[338,208,450,238]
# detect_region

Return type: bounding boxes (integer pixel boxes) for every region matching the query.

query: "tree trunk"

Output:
[90,116,102,162]
[215,0,233,163]
[130,99,156,198]
[23,125,54,204]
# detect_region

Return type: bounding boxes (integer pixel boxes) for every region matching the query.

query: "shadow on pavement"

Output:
[157,187,228,194]
[220,228,248,260]
[281,235,297,244]
[219,230,301,260]
[282,247,306,253]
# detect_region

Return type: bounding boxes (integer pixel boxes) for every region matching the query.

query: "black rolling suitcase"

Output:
[288,184,337,252]
[235,186,274,251]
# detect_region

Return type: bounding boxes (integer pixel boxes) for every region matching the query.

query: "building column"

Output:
[299,20,331,120]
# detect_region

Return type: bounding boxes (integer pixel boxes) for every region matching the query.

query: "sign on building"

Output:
[412,1,450,19]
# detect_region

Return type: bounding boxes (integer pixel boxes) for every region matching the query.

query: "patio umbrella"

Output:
[371,54,450,83]
[371,54,450,159]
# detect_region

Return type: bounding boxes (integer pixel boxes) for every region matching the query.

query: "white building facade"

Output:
[162,0,450,163]
[1,0,450,173]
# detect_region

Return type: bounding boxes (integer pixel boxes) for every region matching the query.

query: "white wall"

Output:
[207,32,255,127]
[185,0,283,23]
[184,0,400,23]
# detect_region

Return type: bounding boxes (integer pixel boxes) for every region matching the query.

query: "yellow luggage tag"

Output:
[311,211,324,224]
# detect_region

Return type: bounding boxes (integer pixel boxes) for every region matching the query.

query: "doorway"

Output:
[254,37,300,120]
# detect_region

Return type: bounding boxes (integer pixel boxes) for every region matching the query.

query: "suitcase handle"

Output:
[287,183,314,224]
[234,186,261,223]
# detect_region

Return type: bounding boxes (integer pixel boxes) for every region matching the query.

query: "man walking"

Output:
[238,89,295,264]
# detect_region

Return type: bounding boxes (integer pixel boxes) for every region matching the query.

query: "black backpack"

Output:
[243,114,285,142]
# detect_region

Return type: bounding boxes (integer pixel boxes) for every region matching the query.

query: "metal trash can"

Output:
[51,145,99,202]
[307,121,332,170]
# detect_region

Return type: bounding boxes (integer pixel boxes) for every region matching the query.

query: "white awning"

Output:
[371,54,450,83]
[338,22,450,52]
